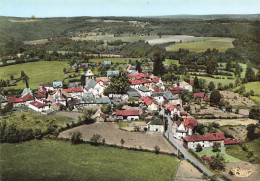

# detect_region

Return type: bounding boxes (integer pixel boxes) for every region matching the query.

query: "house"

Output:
[8,93,34,107]
[21,88,33,97]
[93,80,107,97]
[40,83,53,91]
[172,118,197,140]
[81,93,95,103]
[151,93,164,104]
[130,79,151,89]
[85,69,95,81]
[0,94,8,107]
[28,100,50,112]
[128,70,138,75]
[35,86,47,99]
[96,79,109,86]
[141,96,159,111]
[163,92,181,106]
[63,87,83,99]
[178,81,193,92]
[201,156,212,165]
[92,108,106,122]
[138,86,151,97]
[84,79,97,93]
[137,73,150,79]
[168,105,180,117]
[202,97,210,103]
[107,70,119,77]
[146,118,164,133]
[115,110,139,121]
[183,133,226,149]
[103,61,112,67]
[50,89,68,106]
[127,88,140,98]
[95,97,111,105]
[53,81,63,89]
[224,139,239,145]
[69,82,78,88]
[170,87,185,94]
[193,92,205,99]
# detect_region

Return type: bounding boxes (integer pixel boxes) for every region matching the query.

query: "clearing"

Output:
[0,139,179,181]
[166,37,234,52]
[58,122,176,154]
[0,61,69,89]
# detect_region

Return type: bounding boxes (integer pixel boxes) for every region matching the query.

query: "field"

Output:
[197,118,258,127]
[166,37,234,52]
[190,75,235,85]
[147,35,194,45]
[88,57,142,63]
[164,59,180,66]
[233,82,260,105]
[226,139,260,164]
[0,61,70,89]
[2,112,74,132]
[58,122,176,154]
[194,147,241,162]
[0,139,179,181]
[72,35,161,42]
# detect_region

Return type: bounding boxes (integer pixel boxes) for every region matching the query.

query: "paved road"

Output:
[164,116,223,181]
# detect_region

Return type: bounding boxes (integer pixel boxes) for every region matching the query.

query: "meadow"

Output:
[72,35,161,42]
[0,61,70,89]
[166,37,234,52]
[0,139,179,181]
[88,57,142,63]
[233,82,260,104]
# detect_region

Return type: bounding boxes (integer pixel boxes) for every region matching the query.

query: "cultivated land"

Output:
[197,118,258,126]
[234,82,260,105]
[0,139,179,181]
[166,37,234,52]
[0,61,70,89]
[147,35,194,45]
[58,122,176,154]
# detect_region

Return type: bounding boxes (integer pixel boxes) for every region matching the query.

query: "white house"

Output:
[178,81,193,92]
[168,105,180,117]
[151,93,164,105]
[138,86,151,97]
[147,118,164,133]
[172,118,198,140]
[28,100,50,112]
[115,110,139,121]
[63,87,83,99]
[183,133,225,149]
[84,79,97,94]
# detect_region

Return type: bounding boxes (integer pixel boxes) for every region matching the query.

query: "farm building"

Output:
[28,100,50,112]
[183,133,225,149]
[115,110,139,121]
[146,118,164,133]
[172,118,197,140]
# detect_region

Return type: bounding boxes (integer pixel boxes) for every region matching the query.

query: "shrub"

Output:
[71,132,83,144]
[154,145,160,154]
[90,134,102,145]
[196,144,203,152]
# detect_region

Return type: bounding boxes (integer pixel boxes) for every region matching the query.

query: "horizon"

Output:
[1,0,259,18]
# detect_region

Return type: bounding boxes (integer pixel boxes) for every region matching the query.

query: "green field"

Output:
[89,57,142,64]
[0,61,70,89]
[190,75,235,86]
[73,35,162,42]
[233,82,260,104]
[0,139,179,181]
[2,112,74,132]
[194,147,241,162]
[166,38,234,52]
[164,59,180,66]
[226,139,260,164]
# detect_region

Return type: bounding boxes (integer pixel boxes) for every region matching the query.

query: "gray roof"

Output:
[138,86,150,92]
[163,91,179,100]
[128,70,138,75]
[150,118,164,125]
[81,93,95,103]
[111,97,122,105]
[53,81,63,88]
[127,88,139,98]
[95,97,111,104]
[151,93,164,97]
[107,70,119,77]
[21,88,33,97]
[69,82,78,88]
[84,79,97,90]
[0,95,7,103]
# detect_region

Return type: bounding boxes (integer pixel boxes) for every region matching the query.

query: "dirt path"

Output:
[58,122,176,154]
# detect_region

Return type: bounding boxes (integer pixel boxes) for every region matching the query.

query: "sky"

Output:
[0,0,259,18]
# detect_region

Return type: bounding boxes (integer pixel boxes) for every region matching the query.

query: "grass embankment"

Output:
[194,147,241,162]
[226,139,260,164]
[0,61,69,89]
[166,37,234,52]
[0,139,179,181]
[2,112,74,132]
[233,82,260,105]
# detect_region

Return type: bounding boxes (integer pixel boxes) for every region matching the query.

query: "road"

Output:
[164,115,223,180]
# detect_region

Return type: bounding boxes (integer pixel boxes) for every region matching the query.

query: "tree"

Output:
[256,71,260,81]
[217,83,223,90]
[249,108,260,121]
[210,153,225,170]
[210,90,222,106]
[135,60,142,73]
[246,124,256,140]
[63,68,66,73]
[10,75,14,80]
[90,134,102,145]
[195,123,205,135]
[83,109,96,124]
[212,142,221,152]
[152,50,165,76]
[71,132,83,144]
[154,145,160,154]
[103,71,130,95]
[206,58,217,75]
[225,61,232,71]
[101,105,111,115]
[245,66,255,82]
[208,81,215,91]
[234,63,243,77]
[193,76,200,90]
[196,143,203,152]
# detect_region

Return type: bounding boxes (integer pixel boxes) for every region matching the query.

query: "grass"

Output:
[233,82,260,105]
[164,59,180,66]
[0,139,179,181]
[190,75,235,86]
[88,58,142,64]
[166,38,234,52]
[194,147,241,162]
[73,35,161,42]
[226,139,260,164]
[2,112,74,132]
[0,61,70,89]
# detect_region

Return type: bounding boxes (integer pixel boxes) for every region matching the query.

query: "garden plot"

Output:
[220,91,255,107]
[220,125,247,141]
[58,122,176,154]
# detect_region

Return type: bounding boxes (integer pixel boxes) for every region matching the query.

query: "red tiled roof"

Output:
[152,77,160,83]
[183,118,198,130]
[168,105,179,112]
[201,156,212,164]
[171,87,185,94]
[35,92,46,98]
[184,133,225,142]
[141,96,158,106]
[203,97,210,102]
[174,120,182,126]
[153,87,163,93]
[63,87,83,93]
[190,80,194,85]
[130,79,151,85]
[193,92,205,98]
[137,73,150,78]
[224,140,239,145]
[29,101,48,108]
[51,89,59,95]
[129,67,135,70]
[40,83,52,87]
[55,103,63,107]
[100,113,106,119]
[38,86,47,94]
[9,93,34,103]
[115,110,139,116]
[180,112,187,116]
